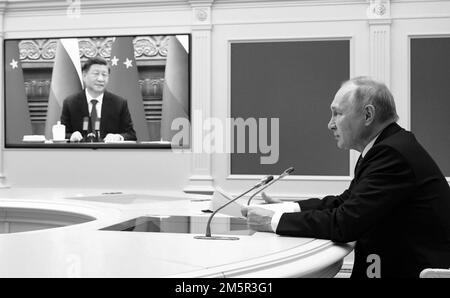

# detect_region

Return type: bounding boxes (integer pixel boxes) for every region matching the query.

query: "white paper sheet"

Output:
[210,187,245,218]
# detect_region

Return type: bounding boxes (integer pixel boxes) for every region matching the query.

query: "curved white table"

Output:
[0,188,353,278]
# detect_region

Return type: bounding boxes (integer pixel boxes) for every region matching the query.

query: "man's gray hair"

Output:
[344,76,399,123]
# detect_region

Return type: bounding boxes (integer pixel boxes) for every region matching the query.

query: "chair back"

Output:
[420,268,450,278]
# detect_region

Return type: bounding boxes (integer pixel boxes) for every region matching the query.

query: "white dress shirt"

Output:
[85,89,103,118]
[361,133,379,158]
[269,133,381,232]
[85,90,124,142]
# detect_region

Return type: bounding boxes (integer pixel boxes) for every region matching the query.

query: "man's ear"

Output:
[82,71,88,83]
[364,104,376,125]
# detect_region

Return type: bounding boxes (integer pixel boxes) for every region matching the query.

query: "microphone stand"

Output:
[194,176,273,240]
[247,167,295,205]
[94,118,100,142]
[81,117,89,142]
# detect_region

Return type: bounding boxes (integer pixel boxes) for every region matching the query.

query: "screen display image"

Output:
[3,34,190,148]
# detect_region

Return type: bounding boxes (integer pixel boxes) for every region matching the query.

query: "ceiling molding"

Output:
[3,0,191,14]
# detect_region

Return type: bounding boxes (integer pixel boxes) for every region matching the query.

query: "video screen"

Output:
[3,34,190,148]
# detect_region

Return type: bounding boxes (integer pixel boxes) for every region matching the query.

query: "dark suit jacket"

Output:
[60,90,137,141]
[276,123,450,278]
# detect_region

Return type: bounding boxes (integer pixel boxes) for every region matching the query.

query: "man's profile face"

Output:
[83,64,109,95]
[328,84,365,151]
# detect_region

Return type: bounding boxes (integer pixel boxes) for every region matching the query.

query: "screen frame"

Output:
[3,33,192,150]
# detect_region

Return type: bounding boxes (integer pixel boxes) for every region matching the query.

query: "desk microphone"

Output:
[86,115,95,143]
[94,118,101,142]
[247,167,295,205]
[194,175,274,241]
[81,117,89,142]
[82,117,89,132]
[94,118,100,131]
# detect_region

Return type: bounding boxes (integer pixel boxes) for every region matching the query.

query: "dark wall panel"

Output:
[230,40,350,175]
[411,37,450,176]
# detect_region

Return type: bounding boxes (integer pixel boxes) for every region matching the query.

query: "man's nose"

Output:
[328,118,335,130]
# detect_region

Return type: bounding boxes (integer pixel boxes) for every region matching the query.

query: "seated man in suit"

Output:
[60,56,137,142]
[242,76,450,278]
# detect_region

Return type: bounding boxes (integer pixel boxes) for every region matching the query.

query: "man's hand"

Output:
[70,131,83,142]
[241,206,275,232]
[104,133,124,142]
[261,192,283,204]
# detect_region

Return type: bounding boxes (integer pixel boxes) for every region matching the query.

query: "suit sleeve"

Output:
[299,189,351,211]
[119,100,137,141]
[277,146,415,243]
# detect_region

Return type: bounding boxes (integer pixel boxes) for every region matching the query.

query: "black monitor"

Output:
[3,34,191,149]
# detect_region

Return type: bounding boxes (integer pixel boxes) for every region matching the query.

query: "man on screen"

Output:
[60,56,137,142]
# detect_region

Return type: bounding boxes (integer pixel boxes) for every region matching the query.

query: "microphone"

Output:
[86,115,95,143]
[82,117,89,132]
[94,117,101,142]
[94,118,100,131]
[81,117,89,142]
[247,167,294,205]
[194,175,274,240]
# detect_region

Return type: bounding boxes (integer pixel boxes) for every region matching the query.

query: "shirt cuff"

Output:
[269,202,301,232]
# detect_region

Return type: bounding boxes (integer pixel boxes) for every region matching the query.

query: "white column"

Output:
[367,0,392,86]
[184,0,215,194]
[0,1,8,188]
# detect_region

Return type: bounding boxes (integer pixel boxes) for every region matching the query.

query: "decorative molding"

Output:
[368,18,392,25]
[0,2,5,36]
[0,31,7,187]
[366,0,390,19]
[3,0,191,14]
[185,0,214,193]
[187,0,215,7]
[369,25,391,84]
[134,36,170,59]
[192,7,212,26]
[212,0,367,9]
[18,36,169,63]
[19,39,57,61]
[185,24,214,194]
[367,1,391,86]
[195,8,208,22]
[188,0,213,27]
[0,1,7,13]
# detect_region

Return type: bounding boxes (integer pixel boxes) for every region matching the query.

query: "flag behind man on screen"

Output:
[108,36,149,142]
[160,36,189,144]
[44,39,83,140]
[4,40,32,144]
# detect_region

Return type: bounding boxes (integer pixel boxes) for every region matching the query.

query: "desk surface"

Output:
[0,188,353,278]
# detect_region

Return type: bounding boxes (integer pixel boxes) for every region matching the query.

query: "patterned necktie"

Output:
[90,99,98,132]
